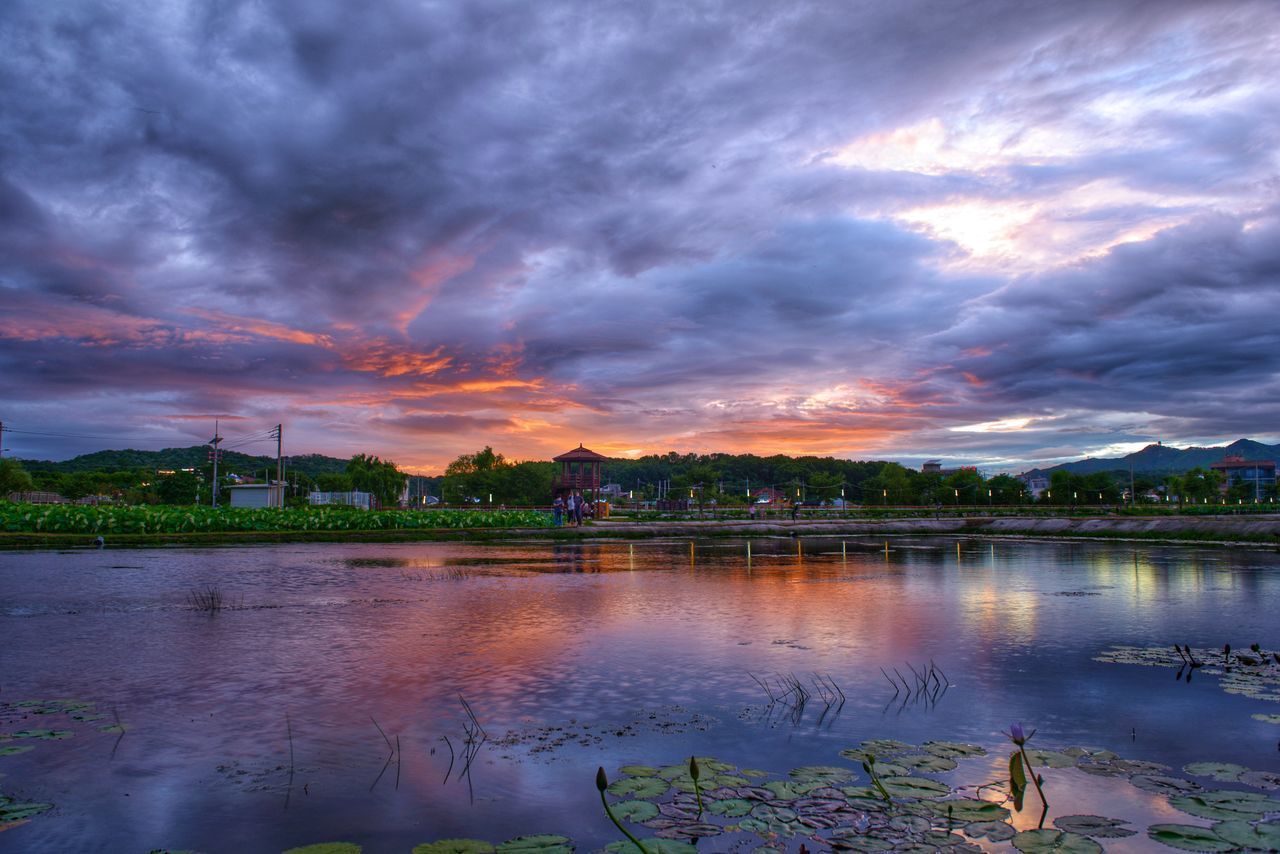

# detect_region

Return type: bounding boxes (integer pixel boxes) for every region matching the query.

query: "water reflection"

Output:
[0,537,1277,851]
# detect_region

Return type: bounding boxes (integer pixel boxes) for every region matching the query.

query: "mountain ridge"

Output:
[1024,438,1280,478]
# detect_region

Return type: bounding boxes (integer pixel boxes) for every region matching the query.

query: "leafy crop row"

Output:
[0,504,552,535]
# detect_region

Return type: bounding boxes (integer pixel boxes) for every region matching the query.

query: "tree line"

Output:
[0,453,410,508]
[5,448,1270,509]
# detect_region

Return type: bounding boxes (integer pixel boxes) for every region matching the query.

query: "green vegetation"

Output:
[0,458,35,495]
[7,442,1277,511]
[2,450,440,509]
[443,447,553,505]
[0,504,550,535]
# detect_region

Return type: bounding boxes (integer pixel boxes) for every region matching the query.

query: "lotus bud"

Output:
[596,766,608,792]
[688,755,700,781]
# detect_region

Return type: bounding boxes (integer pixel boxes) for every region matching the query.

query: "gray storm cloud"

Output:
[1,0,1277,468]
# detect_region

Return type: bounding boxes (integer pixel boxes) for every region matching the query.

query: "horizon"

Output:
[3,2,1279,473]
[8,434,1276,479]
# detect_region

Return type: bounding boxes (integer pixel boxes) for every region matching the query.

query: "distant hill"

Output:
[17,446,350,477]
[1025,438,1280,478]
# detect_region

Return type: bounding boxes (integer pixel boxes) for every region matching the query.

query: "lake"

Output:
[1,536,1278,852]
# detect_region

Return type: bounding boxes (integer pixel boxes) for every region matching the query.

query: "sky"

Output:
[1,0,1278,474]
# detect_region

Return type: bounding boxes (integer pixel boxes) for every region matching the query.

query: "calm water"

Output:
[1,536,1278,852]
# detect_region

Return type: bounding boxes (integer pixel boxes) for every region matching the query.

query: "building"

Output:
[552,444,607,499]
[227,483,284,508]
[1023,475,1049,499]
[309,491,373,510]
[922,460,977,477]
[750,486,787,505]
[1209,455,1276,499]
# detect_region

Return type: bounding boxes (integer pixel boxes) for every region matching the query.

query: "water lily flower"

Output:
[1006,723,1035,745]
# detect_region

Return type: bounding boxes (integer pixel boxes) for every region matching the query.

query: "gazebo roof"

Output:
[553,444,609,462]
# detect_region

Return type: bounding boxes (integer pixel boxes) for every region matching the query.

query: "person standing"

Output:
[575,492,585,525]
[553,495,564,526]
[566,492,577,526]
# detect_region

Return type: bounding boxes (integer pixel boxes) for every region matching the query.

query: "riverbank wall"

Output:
[4,514,1280,548]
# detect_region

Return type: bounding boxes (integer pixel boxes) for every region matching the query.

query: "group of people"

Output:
[552,492,593,526]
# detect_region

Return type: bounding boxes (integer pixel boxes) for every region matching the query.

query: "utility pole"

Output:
[209,420,223,507]
[272,423,283,509]
[1129,461,1135,508]
[0,420,4,458]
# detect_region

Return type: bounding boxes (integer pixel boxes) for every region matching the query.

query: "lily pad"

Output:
[706,798,752,817]
[749,803,798,822]
[619,765,659,777]
[412,841,495,854]
[930,798,1009,822]
[1253,714,1280,724]
[965,820,1015,841]
[1022,749,1076,769]
[1182,762,1248,782]
[0,802,53,822]
[1051,815,1136,838]
[788,765,855,783]
[921,829,979,848]
[0,746,34,757]
[496,835,573,853]
[607,777,668,799]
[1011,829,1102,853]
[923,741,986,759]
[283,846,363,854]
[1240,770,1280,790]
[1212,819,1280,849]
[603,840,697,853]
[897,754,957,772]
[1168,790,1280,821]
[829,834,894,851]
[880,776,950,799]
[888,814,931,833]
[657,823,721,839]
[1131,775,1202,795]
[612,801,658,822]
[763,780,820,800]
[7,730,72,741]
[1146,824,1236,852]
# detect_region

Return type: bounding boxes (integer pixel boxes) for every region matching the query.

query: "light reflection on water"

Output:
[0,536,1277,852]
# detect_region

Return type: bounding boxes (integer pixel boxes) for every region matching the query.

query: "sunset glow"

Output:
[2,2,1278,472]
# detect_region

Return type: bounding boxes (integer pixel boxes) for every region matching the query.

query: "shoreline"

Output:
[4,513,1280,549]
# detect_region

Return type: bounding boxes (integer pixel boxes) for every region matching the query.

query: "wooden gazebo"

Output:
[552,444,607,498]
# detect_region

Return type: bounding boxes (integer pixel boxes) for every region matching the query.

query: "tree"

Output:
[156,470,200,505]
[943,469,985,504]
[316,472,355,492]
[0,459,35,497]
[442,446,506,503]
[987,474,1025,504]
[864,463,912,504]
[807,471,844,504]
[346,454,406,508]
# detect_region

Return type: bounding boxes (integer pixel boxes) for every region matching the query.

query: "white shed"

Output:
[227,483,284,509]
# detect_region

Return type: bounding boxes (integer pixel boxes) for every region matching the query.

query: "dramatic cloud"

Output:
[1,0,1277,471]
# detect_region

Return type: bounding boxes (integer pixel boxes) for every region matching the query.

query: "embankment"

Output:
[4,513,1280,548]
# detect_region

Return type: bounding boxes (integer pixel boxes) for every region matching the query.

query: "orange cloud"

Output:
[341,342,454,378]
[184,309,334,347]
